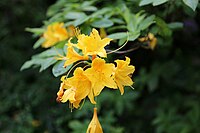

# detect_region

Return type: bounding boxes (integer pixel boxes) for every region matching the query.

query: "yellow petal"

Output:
[84,58,117,96]
[148,33,154,40]
[63,39,88,67]
[61,88,76,103]
[41,22,69,48]
[114,57,135,95]
[68,67,91,100]
[72,100,81,109]
[88,91,96,104]
[87,108,103,133]
[149,38,157,50]
[77,28,112,57]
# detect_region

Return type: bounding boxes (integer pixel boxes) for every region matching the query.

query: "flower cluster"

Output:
[56,28,135,109]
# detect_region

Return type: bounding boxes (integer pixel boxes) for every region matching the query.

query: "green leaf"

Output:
[65,12,86,20]
[82,6,97,11]
[39,57,57,72]
[118,38,127,46]
[32,48,64,58]
[183,0,199,11]
[90,8,111,18]
[52,61,72,77]
[107,32,128,40]
[128,32,140,41]
[108,32,139,41]
[33,38,45,49]
[91,19,114,28]
[155,17,172,37]
[139,0,153,6]
[74,15,90,26]
[47,0,67,16]
[25,28,45,35]
[153,0,168,6]
[110,18,125,24]
[21,48,61,72]
[20,58,43,71]
[20,60,34,71]
[168,22,183,30]
[127,14,137,32]
[138,15,155,30]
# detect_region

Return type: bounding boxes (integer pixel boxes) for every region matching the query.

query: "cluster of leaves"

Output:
[1,0,200,133]
[21,0,161,76]
[21,0,199,78]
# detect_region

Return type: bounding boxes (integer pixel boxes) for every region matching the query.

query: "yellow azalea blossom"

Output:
[77,28,112,57]
[42,22,69,48]
[67,67,96,104]
[56,38,88,68]
[148,33,157,50]
[84,58,117,96]
[87,108,103,133]
[138,33,157,50]
[114,57,135,95]
[57,67,96,108]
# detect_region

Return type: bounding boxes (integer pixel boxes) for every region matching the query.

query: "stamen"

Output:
[74,27,81,38]
[53,47,66,60]
[83,64,90,70]
[106,45,140,54]
[66,61,85,78]
[129,85,135,90]
[107,32,129,55]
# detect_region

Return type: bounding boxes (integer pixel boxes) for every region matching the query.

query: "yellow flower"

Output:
[87,108,103,133]
[42,23,75,48]
[77,28,112,57]
[84,58,117,96]
[138,33,157,50]
[148,33,157,50]
[56,67,96,108]
[56,38,89,67]
[114,57,135,95]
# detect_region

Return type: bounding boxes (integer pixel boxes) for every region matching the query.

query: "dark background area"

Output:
[0,0,200,133]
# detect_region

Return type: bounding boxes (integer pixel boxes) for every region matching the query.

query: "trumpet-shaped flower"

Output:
[56,38,89,67]
[56,67,95,108]
[84,58,117,96]
[114,57,135,95]
[87,108,103,133]
[42,22,70,48]
[77,28,112,57]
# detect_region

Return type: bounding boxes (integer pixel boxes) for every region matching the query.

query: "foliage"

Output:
[0,0,200,133]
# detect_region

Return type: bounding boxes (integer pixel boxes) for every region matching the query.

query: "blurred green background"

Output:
[0,0,200,133]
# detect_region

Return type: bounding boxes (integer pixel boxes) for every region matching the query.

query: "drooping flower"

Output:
[42,22,70,48]
[113,57,135,95]
[77,28,112,57]
[56,67,95,108]
[84,58,117,96]
[87,108,103,133]
[56,38,89,68]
